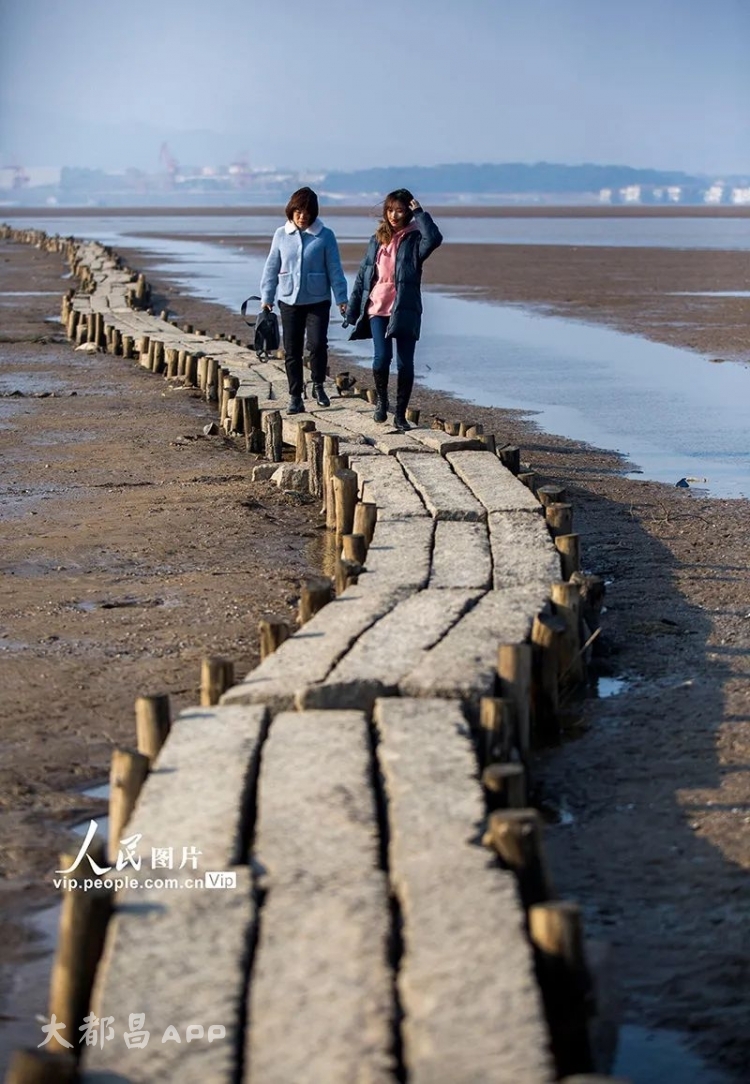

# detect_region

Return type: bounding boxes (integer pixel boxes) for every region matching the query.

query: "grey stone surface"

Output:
[408,430,486,456]
[220,586,405,712]
[489,510,561,590]
[374,698,553,1084]
[299,589,481,710]
[447,450,543,513]
[430,520,492,590]
[247,710,393,1084]
[349,454,428,519]
[400,585,550,704]
[82,704,268,1084]
[363,517,434,591]
[397,451,487,520]
[270,462,310,492]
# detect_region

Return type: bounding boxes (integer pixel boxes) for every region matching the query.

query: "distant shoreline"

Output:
[3,203,750,219]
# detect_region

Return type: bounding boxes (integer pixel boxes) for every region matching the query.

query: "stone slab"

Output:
[446,450,542,513]
[82,704,268,1084]
[374,698,553,1084]
[408,430,486,456]
[299,589,481,711]
[247,710,393,1084]
[349,454,429,519]
[220,586,405,713]
[489,510,561,590]
[430,520,492,590]
[363,517,434,591]
[397,451,487,520]
[400,585,550,705]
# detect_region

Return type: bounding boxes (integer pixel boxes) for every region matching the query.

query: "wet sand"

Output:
[1,226,749,1078]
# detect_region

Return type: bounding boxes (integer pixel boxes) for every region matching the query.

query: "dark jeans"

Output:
[279,300,330,396]
[370,316,416,380]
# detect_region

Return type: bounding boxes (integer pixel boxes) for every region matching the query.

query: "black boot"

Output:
[312,382,330,407]
[373,371,389,423]
[393,371,414,430]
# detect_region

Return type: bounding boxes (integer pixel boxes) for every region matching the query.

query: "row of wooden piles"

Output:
[2,224,627,1084]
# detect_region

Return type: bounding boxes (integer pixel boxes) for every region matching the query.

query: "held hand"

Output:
[262,303,273,311]
[339,302,348,316]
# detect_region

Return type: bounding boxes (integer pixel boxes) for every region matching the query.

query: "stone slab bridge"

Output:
[2,227,618,1084]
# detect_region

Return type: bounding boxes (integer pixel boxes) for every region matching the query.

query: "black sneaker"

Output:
[313,383,330,408]
[287,395,305,415]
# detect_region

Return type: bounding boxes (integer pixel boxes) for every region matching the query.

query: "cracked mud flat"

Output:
[1,228,748,1078]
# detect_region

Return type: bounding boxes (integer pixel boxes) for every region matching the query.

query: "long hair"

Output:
[375,188,415,245]
[285,186,319,223]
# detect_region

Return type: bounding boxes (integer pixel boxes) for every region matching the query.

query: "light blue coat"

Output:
[260,218,348,307]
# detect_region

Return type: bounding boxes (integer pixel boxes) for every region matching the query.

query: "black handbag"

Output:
[241,296,280,359]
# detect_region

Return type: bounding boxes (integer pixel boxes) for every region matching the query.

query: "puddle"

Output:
[612,1024,738,1083]
[595,675,630,698]
[0,290,61,297]
[0,906,59,1076]
[73,597,166,613]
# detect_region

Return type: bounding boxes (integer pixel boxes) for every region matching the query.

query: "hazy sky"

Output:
[1,0,748,175]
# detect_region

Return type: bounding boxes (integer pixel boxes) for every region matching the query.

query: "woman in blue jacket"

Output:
[260,187,348,414]
[346,189,442,429]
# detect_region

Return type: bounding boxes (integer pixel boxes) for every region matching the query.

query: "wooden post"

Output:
[121,333,133,359]
[486,808,553,908]
[296,419,316,462]
[205,356,219,401]
[529,901,595,1078]
[482,762,526,812]
[546,503,574,538]
[365,388,378,405]
[497,642,532,761]
[48,882,112,1053]
[333,468,358,538]
[152,340,165,375]
[200,656,235,706]
[537,484,568,508]
[325,453,349,529]
[5,1049,78,1083]
[479,432,497,453]
[570,572,605,635]
[108,747,150,863]
[551,582,584,689]
[185,352,199,387]
[259,617,292,660]
[321,434,340,509]
[353,501,377,548]
[444,421,460,436]
[341,533,367,565]
[263,410,283,462]
[336,557,362,594]
[165,347,179,378]
[299,576,334,624]
[306,430,324,498]
[197,354,209,393]
[405,407,420,426]
[242,394,262,453]
[135,693,171,762]
[531,612,566,743]
[498,445,521,474]
[518,470,537,494]
[478,695,515,767]
[556,534,581,581]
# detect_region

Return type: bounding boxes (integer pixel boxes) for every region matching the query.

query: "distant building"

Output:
[619,184,641,203]
[731,186,750,205]
[704,184,724,204]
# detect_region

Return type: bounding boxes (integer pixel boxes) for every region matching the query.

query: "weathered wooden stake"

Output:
[5,1049,78,1083]
[263,410,283,462]
[259,617,292,660]
[556,533,581,580]
[546,502,574,538]
[353,501,377,547]
[306,430,325,498]
[537,484,568,508]
[108,747,150,863]
[497,642,533,760]
[482,762,526,812]
[299,576,334,624]
[486,808,553,908]
[498,445,521,474]
[48,880,112,1054]
[200,657,235,706]
[341,533,367,565]
[478,695,515,767]
[550,582,584,688]
[529,901,595,1078]
[296,419,316,462]
[135,693,171,762]
[531,612,566,742]
[333,468,358,537]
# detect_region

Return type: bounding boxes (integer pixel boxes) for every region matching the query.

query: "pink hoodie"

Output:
[367,222,418,318]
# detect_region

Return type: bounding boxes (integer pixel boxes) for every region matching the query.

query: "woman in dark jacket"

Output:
[346,189,442,429]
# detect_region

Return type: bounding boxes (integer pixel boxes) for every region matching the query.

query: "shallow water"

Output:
[118,235,749,499]
[613,1024,737,1083]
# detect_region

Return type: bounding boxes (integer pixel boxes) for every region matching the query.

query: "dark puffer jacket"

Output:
[346,209,443,340]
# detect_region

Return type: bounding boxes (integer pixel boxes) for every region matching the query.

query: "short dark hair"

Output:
[285,186,319,223]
